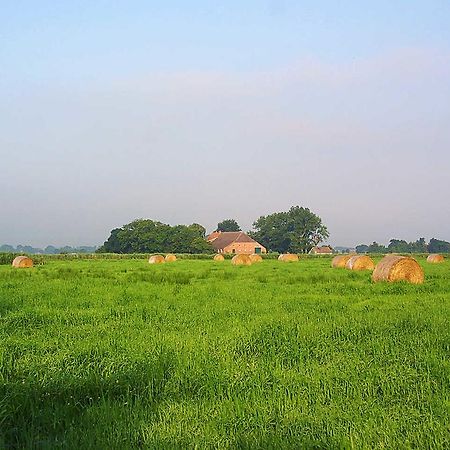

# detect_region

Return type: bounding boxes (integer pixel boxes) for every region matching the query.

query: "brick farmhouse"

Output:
[206,231,267,255]
[309,245,333,255]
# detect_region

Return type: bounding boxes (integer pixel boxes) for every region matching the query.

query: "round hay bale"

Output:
[331,254,354,268]
[345,255,375,271]
[278,254,299,262]
[12,256,33,268]
[213,254,225,262]
[165,254,177,262]
[231,254,252,266]
[372,255,424,284]
[249,254,263,263]
[427,254,444,264]
[148,255,165,264]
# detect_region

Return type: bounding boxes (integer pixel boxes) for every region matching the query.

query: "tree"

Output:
[387,239,409,253]
[98,219,213,254]
[356,244,369,254]
[250,206,329,253]
[428,238,450,253]
[367,242,386,253]
[0,244,15,253]
[217,219,241,232]
[410,238,427,253]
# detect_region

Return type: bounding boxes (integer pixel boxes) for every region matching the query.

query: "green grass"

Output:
[0,257,449,449]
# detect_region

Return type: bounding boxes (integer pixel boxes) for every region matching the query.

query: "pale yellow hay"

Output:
[345,255,375,271]
[165,254,177,262]
[278,254,299,262]
[331,254,353,268]
[372,255,424,284]
[231,254,252,266]
[12,256,33,268]
[213,254,225,262]
[249,254,263,263]
[426,254,444,264]
[148,255,165,264]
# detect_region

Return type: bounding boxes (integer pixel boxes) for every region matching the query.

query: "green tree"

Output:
[217,219,241,232]
[98,219,213,254]
[250,206,329,253]
[428,238,450,253]
[388,239,409,253]
[367,242,386,253]
[356,244,369,254]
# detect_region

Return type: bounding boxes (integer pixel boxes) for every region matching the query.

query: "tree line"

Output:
[98,206,330,254]
[0,244,97,254]
[356,238,450,254]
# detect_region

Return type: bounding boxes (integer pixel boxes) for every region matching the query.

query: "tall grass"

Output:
[0,258,449,448]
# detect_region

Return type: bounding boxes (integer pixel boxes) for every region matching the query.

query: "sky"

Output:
[1,1,449,248]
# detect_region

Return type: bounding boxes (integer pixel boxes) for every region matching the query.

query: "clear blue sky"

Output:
[1,1,449,247]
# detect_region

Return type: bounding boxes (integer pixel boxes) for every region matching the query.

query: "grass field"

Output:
[1,257,449,449]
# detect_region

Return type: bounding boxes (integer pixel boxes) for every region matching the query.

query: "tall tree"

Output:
[250,206,329,253]
[217,219,241,232]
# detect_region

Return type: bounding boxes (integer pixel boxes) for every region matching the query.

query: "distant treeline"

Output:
[0,244,97,255]
[356,238,450,254]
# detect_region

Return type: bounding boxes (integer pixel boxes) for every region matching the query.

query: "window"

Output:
[255,247,261,254]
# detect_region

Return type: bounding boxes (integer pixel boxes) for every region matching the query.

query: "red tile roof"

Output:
[207,231,259,251]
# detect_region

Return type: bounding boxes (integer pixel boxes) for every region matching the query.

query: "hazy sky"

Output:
[1,1,449,247]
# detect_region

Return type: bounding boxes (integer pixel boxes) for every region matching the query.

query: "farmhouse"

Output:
[206,231,267,254]
[309,245,333,255]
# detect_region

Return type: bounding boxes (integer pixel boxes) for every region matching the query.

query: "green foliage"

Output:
[357,238,449,254]
[428,238,450,253]
[367,241,387,253]
[0,257,449,448]
[250,205,329,253]
[217,219,241,232]
[388,238,428,253]
[99,219,213,254]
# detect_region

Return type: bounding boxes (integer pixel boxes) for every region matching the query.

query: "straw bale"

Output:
[213,254,225,262]
[345,255,375,271]
[231,254,252,266]
[278,254,299,262]
[148,255,165,264]
[426,254,444,264]
[165,254,177,262]
[372,255,424,284]
[249,254,263,263]
[12,256,33,268]
[331,254,354,268]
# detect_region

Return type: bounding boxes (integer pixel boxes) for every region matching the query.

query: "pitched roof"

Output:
[311,246,333,254]
[208,231,258,250]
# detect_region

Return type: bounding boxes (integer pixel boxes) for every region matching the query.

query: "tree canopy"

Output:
[428,238,450,253]
[217,219,241,232]
[249,206,329,253]
[98,219,212,254]
[355,238,448,254]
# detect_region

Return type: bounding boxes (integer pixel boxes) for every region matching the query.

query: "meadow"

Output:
[0,257,449,449]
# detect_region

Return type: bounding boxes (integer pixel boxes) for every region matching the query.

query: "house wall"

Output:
[222,242,267,254]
